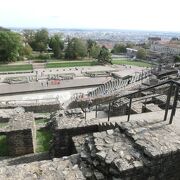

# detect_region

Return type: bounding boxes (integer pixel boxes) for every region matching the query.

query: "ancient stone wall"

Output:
[0,111,36,156]
[0,103,61,113]
[7,129,35,156]
[24,103,61,113]
[79,119,180,180]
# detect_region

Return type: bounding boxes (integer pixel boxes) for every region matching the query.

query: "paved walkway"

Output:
[86,108,180,133]
[0,77,108,95]
[0,65,145,80]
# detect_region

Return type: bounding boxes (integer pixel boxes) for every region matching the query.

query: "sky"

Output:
[0,0,180,32]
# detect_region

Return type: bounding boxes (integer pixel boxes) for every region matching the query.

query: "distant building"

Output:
[148,37,161,44]
[126,48,138,58]
[150,41,180,55]
[171,37,179,41]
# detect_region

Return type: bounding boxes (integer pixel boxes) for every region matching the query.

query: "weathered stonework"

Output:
[80,119,180,179]
[0,102,62,113]
[0,111,36,156]
[0,154,85,180]
[51,109,100,157]
[7,129,35,156]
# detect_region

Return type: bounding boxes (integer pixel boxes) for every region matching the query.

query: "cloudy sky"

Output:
[0,0,180,31]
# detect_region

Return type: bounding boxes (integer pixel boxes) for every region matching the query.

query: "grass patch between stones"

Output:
[35,119,49,125]
[36,130,52,153]
[0,135,8,156]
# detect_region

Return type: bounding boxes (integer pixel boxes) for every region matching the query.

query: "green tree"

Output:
[111,43,127,54]
[0,31,23,62]
[65,38,87,60]
[49,34,64,59]
[126,43,134,48]
[98,46,112,64]
[87,39,101,59]
[19,44,32,57]
[0,27,10,32]
[22,29,35,49]
[89,43,101,59]
[33,29,49,52]
[136,48,146,59]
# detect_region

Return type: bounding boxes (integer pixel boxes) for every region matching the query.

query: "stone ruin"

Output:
[79,120,180,179]
[0,107,36,156]
[34,106,180,180]
[0,154,85,179]
[0,69,180,179]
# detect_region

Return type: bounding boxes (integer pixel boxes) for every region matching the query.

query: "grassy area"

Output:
[35,118,49,125]
[0,64,33,72]
[0,122,8,128]
[47,59,94,63]
[0,135,8,156]
[112,59,152,67]
[46,59,151,68]
[36,130,52,153]
[46,60,99,68]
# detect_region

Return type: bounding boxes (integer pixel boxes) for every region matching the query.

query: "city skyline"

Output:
[1,0,180,32]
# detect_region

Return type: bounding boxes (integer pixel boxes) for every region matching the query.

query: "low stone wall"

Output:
[111,98,129,116]
[53,126,99,157]
[24,103,61,113]
[0,154,85,179]
[0,111,36,156]
[79,119,180,179]
[0,102,61,113]
[7,129,35,156]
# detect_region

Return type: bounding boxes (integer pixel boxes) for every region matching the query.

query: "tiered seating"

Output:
[88,70,151,98]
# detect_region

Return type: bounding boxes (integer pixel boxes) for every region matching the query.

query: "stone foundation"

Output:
[0,102,62,113]
[7,129,35,156]
[0,111,36,156]
[79,119,180,179]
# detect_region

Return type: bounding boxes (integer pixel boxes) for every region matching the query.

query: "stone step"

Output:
[81,118,180,179]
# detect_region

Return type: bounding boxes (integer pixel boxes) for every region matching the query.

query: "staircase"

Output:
[88,70,151,98]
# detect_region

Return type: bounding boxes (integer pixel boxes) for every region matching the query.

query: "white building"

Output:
[126,48,138,58]
[150,42,180,55]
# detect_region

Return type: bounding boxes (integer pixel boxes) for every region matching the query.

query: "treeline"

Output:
[0,28,112,64]
[23,29,103,60]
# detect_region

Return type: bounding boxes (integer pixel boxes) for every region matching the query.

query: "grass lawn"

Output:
[0,122,8,128]
[36,130,52,153]
[112,59,152,67]
[47,59,94,63]
[35,118,49,125]
[46,58,152,68]
[0,64,33,72]
[46,60,99,68]
[0,135,8,156]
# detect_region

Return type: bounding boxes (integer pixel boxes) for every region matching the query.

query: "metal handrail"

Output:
[82,80,180,124]
[114,80,179,124]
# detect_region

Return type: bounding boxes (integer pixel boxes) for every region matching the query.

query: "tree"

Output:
[97,46,112,64]
[0,27,10,32]
[0,31,23,62]
[126,43,134,48]
[33,29,49,52]
[89,43,101,59]
[111,43,127,54]
[65,38,87,60]
[49,34,64,59]
[22,29,35,49]
[19,44,32,57]
[136,48,146,59]
[87,39,101,59]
